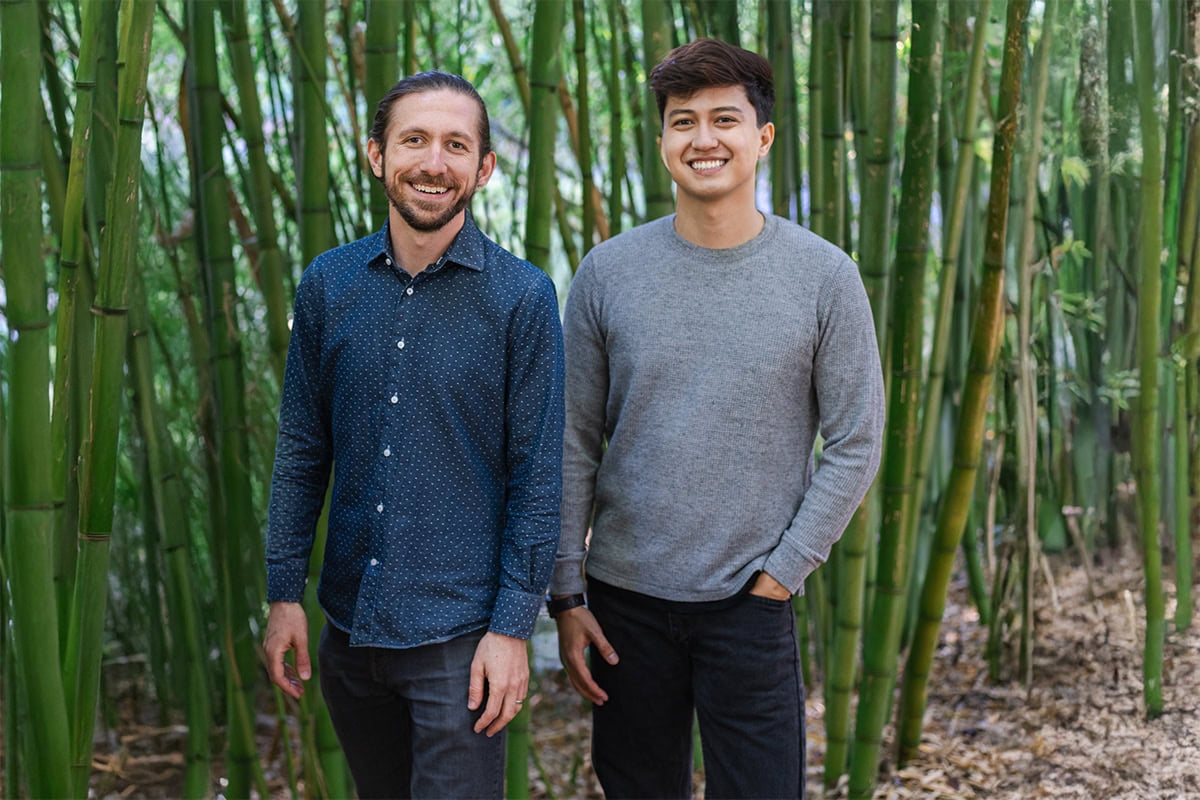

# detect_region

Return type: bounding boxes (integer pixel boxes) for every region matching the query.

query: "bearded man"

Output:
[263,71,564,799]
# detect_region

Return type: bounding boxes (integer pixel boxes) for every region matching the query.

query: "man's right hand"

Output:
[265,601,311,700]
[555,606,618,705]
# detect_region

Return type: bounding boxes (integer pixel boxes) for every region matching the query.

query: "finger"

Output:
[294,629,311,681]
[589,628,619,666]
[474,683,503,735]
[486,695,521,737]
[467,656,484,712]
[564,648,608,705]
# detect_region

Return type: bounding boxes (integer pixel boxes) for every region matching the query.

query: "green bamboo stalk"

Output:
[856,0,899,343]
[365,0,399,228]
[574,0,594,256]
[607,0,624,235]
[767,0,798,220]
[894,0,1031,765]
[187,1,270,794]
[1013,0,1057,689]
[822,2,898,785]
[524,0,565,272]
[127,267,213,798]
[808,1,824,236]
[295,0,335,265]
[39,1,74,170]
[221,0,291,383]
[1126,0,1166,718]
[49,0,103,649]
[818,0,844,249]
[845,2,941,794]
[62,2,157,795]
[905,0,993,569]
[641,0,674,221]
[1179,44,1199,633]
[1,0,74,795]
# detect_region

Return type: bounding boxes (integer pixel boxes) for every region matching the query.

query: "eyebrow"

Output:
[667,105,746,119]
[395,126,475,143]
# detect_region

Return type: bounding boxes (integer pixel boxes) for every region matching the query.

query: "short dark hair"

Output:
[369,71,492,157]
[649,38,774,128]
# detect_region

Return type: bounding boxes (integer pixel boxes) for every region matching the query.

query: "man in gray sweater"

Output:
[547,39,885,799]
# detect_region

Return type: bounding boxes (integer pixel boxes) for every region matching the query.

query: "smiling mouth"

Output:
[689,159,727,171]
[412,183,451,195]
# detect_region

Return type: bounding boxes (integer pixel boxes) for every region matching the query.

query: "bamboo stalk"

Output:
[894,0,1031,766]
[1,0,74,794]
[63,2,157,794]
[847,0,941,790]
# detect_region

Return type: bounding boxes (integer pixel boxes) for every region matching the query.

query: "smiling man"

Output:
[548,39,885,799]
[263,72,564,799]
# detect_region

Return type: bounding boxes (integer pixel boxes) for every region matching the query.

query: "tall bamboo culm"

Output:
[1126,0,1166,718]
[895,0,1032,762]
[846,1,941,794]
[1,0,74,794]
[63,2,158,794]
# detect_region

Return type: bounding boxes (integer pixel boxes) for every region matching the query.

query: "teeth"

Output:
[413,184,449,194]
[690,160,725,170]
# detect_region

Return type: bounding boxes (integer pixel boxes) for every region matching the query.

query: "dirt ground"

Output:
[70,552,1200,798]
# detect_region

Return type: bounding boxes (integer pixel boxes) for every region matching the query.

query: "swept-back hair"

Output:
[369,71,492,157]
[649,38,774,127]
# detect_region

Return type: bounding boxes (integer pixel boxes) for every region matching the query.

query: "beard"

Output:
[382,163,478,233]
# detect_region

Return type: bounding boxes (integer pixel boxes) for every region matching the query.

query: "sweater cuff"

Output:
[266,561,308,603]
[488,587,543,640]
[763,538,823,596]
[549,556,587,597]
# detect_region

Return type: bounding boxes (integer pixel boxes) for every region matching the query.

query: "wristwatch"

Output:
[545,593,586,617]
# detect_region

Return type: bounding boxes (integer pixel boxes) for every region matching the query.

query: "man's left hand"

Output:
[749,571,792,601]
[468,631,529,737]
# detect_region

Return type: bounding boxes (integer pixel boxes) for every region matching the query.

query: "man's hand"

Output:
[264,602,311,700]
[749,570,792,601]
[555,607,618,705]
[468,632,529,737]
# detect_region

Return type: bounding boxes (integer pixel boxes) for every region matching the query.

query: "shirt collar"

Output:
[371,210,488,274]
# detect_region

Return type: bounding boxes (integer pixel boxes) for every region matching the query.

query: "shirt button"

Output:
[383,447,391,457]
[406,287,414,296]
[386,257,392,266]
[390,394,398,404]
[376,503,384,513]
[397,339,405,349]
[369,558,379,567]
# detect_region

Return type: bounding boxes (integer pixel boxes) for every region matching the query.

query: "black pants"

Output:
[318,624,504,799]
[589,580,806,800]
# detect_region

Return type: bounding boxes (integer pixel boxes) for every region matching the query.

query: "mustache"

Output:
[402,172,457,189]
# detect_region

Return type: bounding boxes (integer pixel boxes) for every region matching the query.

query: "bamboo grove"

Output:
[1,0,1197,797]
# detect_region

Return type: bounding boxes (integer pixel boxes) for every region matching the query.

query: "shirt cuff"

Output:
[488,587,544,640]
[266,561,308,603]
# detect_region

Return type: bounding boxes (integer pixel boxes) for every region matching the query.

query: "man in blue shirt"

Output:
[264,71,564,799]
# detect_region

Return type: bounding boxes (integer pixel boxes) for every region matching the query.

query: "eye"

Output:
[448,141,467,151]
[716,115,738,125]
[403,135,423,145]
[672,118,694,128]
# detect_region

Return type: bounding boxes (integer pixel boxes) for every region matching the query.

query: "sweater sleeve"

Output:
[763,259,885,593]
[550,254,608,596]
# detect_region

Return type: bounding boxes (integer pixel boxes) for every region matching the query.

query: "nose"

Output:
[691,123,718,150]
[421,146,448,175]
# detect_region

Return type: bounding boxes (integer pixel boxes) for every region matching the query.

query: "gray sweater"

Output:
[550,214,884,601]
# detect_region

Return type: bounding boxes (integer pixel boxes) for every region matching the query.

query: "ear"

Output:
[657,134,666,168]
[757,122,775,159]
[367,137,383,179]
[475,150,497,189]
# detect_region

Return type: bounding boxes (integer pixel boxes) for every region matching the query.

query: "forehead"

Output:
[663,84,753,115]
[386,88,484,142]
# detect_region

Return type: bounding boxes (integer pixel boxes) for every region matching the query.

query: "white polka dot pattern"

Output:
[266,213,565,647]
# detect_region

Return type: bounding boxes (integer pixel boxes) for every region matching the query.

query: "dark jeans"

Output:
[589,580,806,800]
[318,623,504,799]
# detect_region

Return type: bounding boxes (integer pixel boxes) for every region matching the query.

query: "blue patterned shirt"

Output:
[266,213,564,647]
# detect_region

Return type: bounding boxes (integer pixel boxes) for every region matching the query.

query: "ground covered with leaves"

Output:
[58,551,1200,798]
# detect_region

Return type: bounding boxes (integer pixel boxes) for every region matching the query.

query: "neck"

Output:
[672,193,765,249]
[388,210,465,276]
